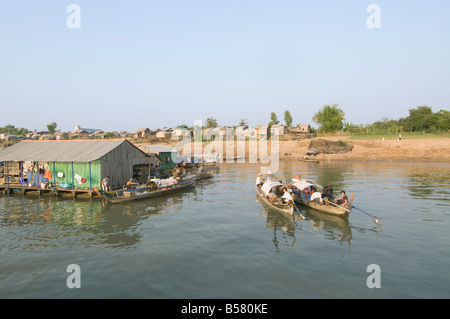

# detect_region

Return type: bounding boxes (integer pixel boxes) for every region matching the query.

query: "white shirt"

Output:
[282,191,293,202]
[256,176,262,185]
[310,192,322,201]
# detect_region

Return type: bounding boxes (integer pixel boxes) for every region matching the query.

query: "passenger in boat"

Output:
[334,191,349,206]
[322,185,334,201]
[282,187,293,204]
[126,178,139,189]
[101,176,110,191]
[266,171,273,182]
[256,173,263,186]
[310,190,322,202]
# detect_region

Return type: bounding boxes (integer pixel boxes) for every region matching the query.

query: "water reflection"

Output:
[303,207,353,244]
[258,200,300,252]
[0,188,199,250]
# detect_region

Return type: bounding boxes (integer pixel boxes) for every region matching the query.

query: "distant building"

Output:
[73,124,102,134]
[299,124,311,134]
[156,131,171,139]
[271,124,287,136]
[132,128,150,139]
[254,124,271,140]
[172,128,192,140]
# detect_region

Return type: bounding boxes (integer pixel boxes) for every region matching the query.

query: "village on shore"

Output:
[0,122,317,196]
[0,123,312,142]
[1,122,450,197]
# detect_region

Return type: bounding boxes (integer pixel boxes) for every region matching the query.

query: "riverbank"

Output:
[297,137,450,161]
[157,137,450,162]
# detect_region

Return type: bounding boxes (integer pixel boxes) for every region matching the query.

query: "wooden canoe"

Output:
[256,182,294,216]
[94,175,197,203]
[290,180,352,217]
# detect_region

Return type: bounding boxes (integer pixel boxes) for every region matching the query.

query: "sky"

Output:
[1,0,449,133]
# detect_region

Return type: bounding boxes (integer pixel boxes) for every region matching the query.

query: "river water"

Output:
[1,160,449,299]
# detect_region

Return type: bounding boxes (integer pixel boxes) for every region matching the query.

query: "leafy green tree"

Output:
[313,104,346,133]
[205,117,218,128]
[0,125,29,136]
[436,110,450,131]
[47,122,58,134]
[270,112,279,125]
[104,132,116,139]
[284,110,293,127]
[401,106,434,131]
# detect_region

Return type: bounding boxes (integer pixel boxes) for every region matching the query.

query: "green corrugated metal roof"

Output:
[0,139,139,162]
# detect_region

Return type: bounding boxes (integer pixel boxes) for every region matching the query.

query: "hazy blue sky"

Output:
[1,1,449,132]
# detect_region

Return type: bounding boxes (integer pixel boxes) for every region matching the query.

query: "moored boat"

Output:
[94,174,197,203]
[256,180,294,216]
[290,180,353,217]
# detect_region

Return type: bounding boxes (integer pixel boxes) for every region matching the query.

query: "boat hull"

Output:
[95,178,197,203]
[256,185,294,216]
[294,196,351,217]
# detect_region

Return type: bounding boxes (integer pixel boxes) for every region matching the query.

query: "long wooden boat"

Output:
[256,181,294,216]
[94,175,197,203]
[290,180,353,217]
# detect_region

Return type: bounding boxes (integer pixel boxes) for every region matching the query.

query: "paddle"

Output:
[351,204,382,226]
[292,200,305,220]
[286,191,304,220]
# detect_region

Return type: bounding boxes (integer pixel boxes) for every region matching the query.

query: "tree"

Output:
[284,110,293,127]
[312,104,346,133]
[239,118,248,126]
[269,112,279,126]
[47,122,58,134]
[205,117,218,128]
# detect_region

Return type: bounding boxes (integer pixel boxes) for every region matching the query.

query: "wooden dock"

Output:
[0,183,98,198]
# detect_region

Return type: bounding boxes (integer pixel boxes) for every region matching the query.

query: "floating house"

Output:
[144,145,178,170]
[0,140,159,194]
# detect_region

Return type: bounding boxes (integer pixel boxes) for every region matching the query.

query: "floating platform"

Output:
[0,183,98,198]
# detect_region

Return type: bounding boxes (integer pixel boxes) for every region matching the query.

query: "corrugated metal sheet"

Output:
[0,140,136,162]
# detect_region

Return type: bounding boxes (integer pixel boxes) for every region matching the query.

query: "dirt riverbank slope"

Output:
[164,137,450,162]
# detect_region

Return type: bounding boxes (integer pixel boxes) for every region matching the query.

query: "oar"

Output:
[325,194,382,225]
[351,204,382,226]
[289,191,307,219]
[292,200,305,220]
[325,198,352,213]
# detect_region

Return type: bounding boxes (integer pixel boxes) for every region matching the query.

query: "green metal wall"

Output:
[159,151,177,170]
[53,160,101,188]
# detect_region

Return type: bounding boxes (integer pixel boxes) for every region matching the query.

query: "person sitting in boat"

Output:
[282,187,293,204]
[322,185,334,201]
[266,171,273,182]
[292,174,302,183]
[334,191,349,206]
[126,178,139,189]
[310,190,322,203]
[256,173,264,187]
